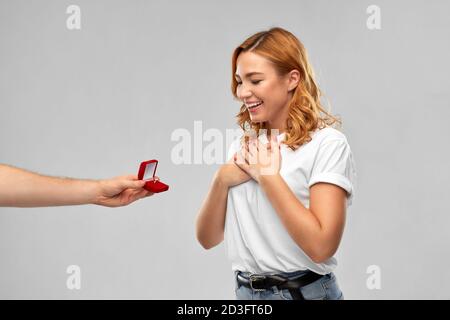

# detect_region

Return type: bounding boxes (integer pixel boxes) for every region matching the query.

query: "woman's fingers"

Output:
[241,146,250,165]
[240,135,280,166]
[269,134,278,153]
[234,150,250,172]
[249,138,258,156]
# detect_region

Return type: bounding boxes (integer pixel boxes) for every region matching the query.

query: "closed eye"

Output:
[236,80,262,85]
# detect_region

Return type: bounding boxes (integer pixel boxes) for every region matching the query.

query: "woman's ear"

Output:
[287,69,300,92]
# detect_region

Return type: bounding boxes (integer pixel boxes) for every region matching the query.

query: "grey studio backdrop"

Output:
[0,0,449,299]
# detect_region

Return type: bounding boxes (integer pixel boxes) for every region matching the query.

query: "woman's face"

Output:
[235,51,299,128]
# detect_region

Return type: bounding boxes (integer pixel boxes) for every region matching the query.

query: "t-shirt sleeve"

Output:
[308,138,357,207]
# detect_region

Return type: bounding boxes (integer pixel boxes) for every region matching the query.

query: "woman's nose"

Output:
[238,84,252,100]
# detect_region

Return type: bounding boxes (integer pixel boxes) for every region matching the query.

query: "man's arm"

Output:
[0,164,153,208]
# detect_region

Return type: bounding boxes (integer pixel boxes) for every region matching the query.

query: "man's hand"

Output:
[93,174,154,207]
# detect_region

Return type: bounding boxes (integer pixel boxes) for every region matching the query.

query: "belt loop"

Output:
[271,285,280,295]
[235,271,241,289]
[288,288,305,300]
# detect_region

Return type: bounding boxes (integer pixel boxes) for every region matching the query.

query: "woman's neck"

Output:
[266,120,287,136]
[266,100,291,135]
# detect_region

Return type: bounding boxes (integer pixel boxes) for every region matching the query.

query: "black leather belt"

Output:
[236,270,324,300]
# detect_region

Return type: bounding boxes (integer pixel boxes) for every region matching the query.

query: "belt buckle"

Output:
[249,274,266,292]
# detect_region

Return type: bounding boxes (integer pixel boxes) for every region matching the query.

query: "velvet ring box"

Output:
[137,159,169,193]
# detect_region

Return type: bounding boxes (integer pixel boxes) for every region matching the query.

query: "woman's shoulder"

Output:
[310,126,349,144]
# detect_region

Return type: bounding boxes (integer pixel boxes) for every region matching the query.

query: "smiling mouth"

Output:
[247,101,263,111]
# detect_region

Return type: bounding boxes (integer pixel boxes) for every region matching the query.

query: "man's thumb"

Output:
[121,179,145,190]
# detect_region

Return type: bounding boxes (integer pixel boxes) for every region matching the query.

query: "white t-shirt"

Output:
[224,126,357,275]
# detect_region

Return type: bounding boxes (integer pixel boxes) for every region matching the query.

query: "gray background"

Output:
[1,0,449,299]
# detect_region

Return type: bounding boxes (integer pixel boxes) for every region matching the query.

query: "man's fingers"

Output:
[116,174,139,180]
[132,188,153,200]
[119,179,146,190]
[124,188,153,205]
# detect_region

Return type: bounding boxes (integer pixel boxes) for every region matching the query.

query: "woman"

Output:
[196,27,357,300]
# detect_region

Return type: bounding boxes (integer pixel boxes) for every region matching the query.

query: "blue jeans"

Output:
[235,270,344,300]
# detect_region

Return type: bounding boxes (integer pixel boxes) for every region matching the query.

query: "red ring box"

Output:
[137,160,169,193]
